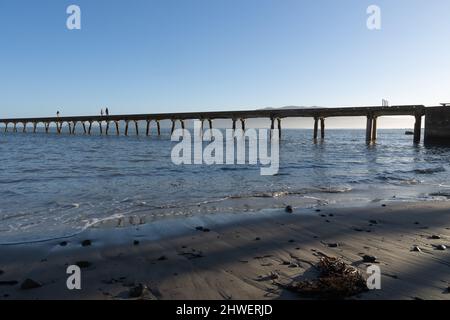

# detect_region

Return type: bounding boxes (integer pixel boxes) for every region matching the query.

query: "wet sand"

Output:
[0,201,449,300]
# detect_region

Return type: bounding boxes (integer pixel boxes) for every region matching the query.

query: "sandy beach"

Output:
[0,201,449,300]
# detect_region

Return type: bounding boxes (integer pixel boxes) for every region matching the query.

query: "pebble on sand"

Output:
[157,255,168,261]
[59,241,68,247]
[285,205,293,213]
[362,255,377,263]
[411,245,422,252]
[20,278,42,290]
[128,284,144,298]
[328,243,339,248]
[430,235,441,239]
[436,244,447,251]
[81,240,92,247]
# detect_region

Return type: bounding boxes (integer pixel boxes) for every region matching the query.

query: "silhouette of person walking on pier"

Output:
[56,111,60,118]
[101,109,104,116]
[105,107,109,116]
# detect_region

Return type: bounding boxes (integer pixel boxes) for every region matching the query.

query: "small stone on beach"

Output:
[285,205,293,213]
[133,240,140,246]
[59,241,68,247]
[81,240,92,247]
[328,243,339,248]
[362,255,377,263]
[157,255,168,261]
[20,278,42,290]
[436,244,447,251]
[255,237,261,241]
[128,284,144,298]
[412,245,422,252]
[430,235,441,239]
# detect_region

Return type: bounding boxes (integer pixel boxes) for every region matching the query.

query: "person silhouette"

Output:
[105,107,109,116]
[101,109,104,116]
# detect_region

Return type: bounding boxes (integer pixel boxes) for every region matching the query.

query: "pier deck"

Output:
[0,105,428,143]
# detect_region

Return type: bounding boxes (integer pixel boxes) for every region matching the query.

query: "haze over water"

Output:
[1,128,450,244]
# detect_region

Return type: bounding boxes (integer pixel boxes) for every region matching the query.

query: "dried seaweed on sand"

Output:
[285,256,368,299]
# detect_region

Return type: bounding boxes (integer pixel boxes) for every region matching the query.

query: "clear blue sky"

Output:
[1,0,450,119]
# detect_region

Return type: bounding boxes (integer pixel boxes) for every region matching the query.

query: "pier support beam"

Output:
[366,116,373,143]
[180,120,185,130]
[88,121,92,135]
[115,121,119,135]
[313,118,319,140]
[157,120,161,136]
[240,118,246,132]
[371,117,378,142]
[72,121,77,134]
[414,115,422,144]
[320,118,325,139]
[33,122,37,133]
[82,122,86,134]
[13,122,17,133]
[232,119,236,132]
[277,118,282,139]
[98,121,103,135]
[170,120,176,135]
[125,121,129,136]
[22,122,26,133]
[146,120,150,136]
[45,123,49,133]
[4,123,8,132]
[105,121,110,135]
[134,120,139,135]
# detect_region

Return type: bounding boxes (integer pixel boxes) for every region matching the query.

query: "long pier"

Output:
[0,105,428,143]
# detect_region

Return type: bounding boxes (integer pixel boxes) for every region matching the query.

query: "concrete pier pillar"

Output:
[146,120,150,136]
[115,121,119,135]
[171,120,176,135]
[134,121,139,135]
[277,118,282,139]
[4,123,8,132]
[320,118,325,139]
[105,121,110,135]
[88,121,92,135]
[82,122,87,134]
[68,122,72,134]
[366,116,373,143]
[33,122,37,133]
[208,119,213,130]
[125,121,129,136]
[240,118,245,131]
[313,118,318,140]
[22,122,26,133]
[180,120,185,130]
[371,117,378,142]
[232,119,236,132]
[98,121,103,135]
[72,121,77,134]
[157,120,161,136]
[45,123,49,133]
[13,122,17,132]
[414,115,422,144]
